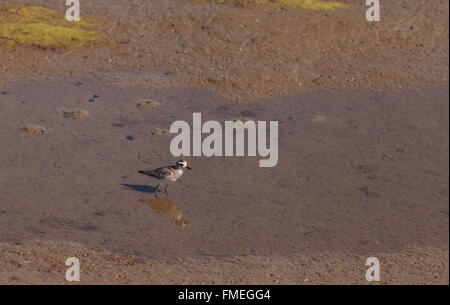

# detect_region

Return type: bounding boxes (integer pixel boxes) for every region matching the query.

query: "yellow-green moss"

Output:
[0,5,103,50]
[199,0,349,10]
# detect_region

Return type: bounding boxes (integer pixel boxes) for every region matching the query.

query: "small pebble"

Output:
[89,94,100,102]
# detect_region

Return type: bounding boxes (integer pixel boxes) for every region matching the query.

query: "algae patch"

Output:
[198,0,349,10]
[0,5,103,49]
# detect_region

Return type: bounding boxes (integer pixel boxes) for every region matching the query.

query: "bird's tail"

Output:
[138,170,147,175]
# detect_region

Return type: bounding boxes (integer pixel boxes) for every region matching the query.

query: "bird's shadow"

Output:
[121,184,157,194]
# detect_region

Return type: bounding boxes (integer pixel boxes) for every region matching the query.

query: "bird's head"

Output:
[176,160,191,170]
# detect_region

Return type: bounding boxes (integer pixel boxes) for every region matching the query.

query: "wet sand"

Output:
[0,78,448,261]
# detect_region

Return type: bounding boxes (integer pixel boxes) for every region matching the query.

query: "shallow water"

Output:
[0,76,448,259]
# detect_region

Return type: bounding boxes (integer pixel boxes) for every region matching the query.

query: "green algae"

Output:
[0,5,103,50]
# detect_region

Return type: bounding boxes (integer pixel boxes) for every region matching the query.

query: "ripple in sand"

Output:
[136,100,161,110]
[21,124,47,135]
[138,197,188,227]
[63,110,89,119]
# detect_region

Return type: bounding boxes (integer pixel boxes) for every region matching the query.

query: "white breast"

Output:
[168,168,183,182]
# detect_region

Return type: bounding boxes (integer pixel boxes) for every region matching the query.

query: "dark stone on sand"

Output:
[89,95,99,102]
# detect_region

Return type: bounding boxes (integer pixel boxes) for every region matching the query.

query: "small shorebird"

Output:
[138,160,191,197]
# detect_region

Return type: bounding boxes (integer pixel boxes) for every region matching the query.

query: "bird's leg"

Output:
[164,183,169,196]
[155,182,161,198]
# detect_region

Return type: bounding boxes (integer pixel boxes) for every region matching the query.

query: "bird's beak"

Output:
[186,166,192,170]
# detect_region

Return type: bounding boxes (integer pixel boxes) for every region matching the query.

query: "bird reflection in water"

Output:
[138,197,188,227]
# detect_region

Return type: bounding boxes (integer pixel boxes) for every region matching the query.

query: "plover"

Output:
[138,160,191,197]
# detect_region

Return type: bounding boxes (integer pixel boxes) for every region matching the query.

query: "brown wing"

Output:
[139,166,174,179]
